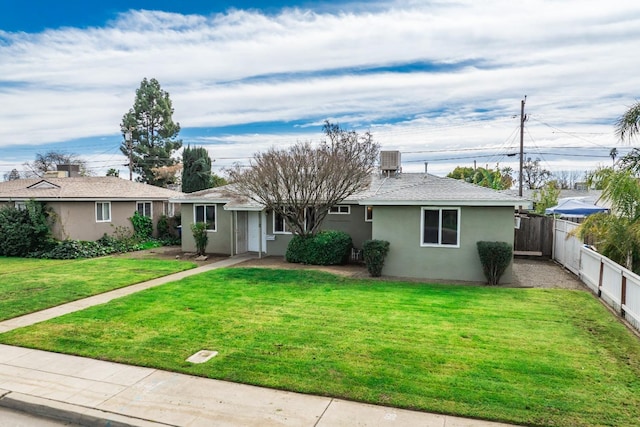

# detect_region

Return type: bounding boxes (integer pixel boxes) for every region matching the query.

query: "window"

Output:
[329,205,350,215]
[14,201,26,211]
[136,201,152,218]
[194,204,216,231]
[421,207,459,247]
[365,206,373,222]
[96,202,111,222]
[274,209,291,234]
[163,202,175,217]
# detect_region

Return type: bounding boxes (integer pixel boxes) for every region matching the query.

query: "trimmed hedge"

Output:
[363,239,390,277]
[286,230,353,265]
[476,241,512,285]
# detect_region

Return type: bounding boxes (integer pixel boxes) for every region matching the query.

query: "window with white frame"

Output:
[274,208,291,234]
[136,201,152,218]
[365,206,373,222]
[96,202,111,222]
[421,207,460,247]
[329,205,350,215]
[14,201,26,211]
[163,202,175,217]
[194,204,216,231]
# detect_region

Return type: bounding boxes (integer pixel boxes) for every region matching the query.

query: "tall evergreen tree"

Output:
[181,145,213,193]
[120,78,182,187]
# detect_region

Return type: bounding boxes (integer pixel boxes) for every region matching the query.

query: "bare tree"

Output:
[227,121,379,237]
[23,151,91,177]
[521,157,552,190]
[3,169,21,181]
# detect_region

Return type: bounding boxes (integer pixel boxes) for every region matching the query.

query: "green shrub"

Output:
[130,211,153,239]
[476,241,513,285]
[362,239,390,277]
[157,214,181,245]
[191,222,208,255]
[285,230,353,265]
[0,201,52,257]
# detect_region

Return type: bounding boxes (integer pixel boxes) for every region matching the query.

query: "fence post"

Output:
[621,275,627,318]
[598,260,604,297]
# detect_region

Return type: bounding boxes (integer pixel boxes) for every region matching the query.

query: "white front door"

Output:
[248,211,265,252]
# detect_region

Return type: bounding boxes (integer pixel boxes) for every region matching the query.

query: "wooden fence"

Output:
[514,214,553,257]
[553,219,640,333]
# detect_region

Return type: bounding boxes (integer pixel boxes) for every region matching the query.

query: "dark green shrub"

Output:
[130,211,153,239]
[362,239,390,277]
[157,214,181,245]
[191,222,208,255]
[285,230,353,265]
[0,201,52,257]
[476,241,513,285]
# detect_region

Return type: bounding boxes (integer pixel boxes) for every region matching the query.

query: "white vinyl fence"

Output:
[553,219,640,332]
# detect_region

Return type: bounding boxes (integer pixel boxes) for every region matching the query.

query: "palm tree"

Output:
[579,167,640,270]
[616,101,640,142]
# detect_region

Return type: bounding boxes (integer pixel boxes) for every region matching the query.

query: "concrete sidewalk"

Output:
[0,345,516,427]
[0,255,518,426]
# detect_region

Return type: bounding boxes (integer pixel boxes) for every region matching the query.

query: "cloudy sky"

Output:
[1,0,639,180]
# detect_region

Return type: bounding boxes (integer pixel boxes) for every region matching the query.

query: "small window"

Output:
[164,202,175,217]
[329,205,350,215]
[421,207,459,247]
[274,209,291,234]
[136,201,152,218]
[96,202,111,222]
[365,206,373,222]
[14,201,26,211]
[194,204,216,231]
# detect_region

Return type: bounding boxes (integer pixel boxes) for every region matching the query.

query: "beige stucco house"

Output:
[172,155,528,283]
[0,176,182,241]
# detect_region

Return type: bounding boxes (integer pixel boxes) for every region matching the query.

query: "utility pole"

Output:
[125,129,133,181]
[518,96,527,197]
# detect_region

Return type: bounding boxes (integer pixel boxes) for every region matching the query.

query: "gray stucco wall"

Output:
[323,204,372,250]
[264,204,373,256]
[372,205,514,283]
[181,203,233,255]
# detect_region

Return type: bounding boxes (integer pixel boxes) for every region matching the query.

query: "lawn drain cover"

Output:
[186,350,218,364]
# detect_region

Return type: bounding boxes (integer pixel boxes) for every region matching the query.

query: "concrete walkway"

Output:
[0,255,518,426]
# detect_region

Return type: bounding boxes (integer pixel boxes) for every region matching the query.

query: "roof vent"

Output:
[380,151,401,176]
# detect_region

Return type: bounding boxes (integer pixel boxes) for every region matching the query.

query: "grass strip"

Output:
[0,257,196,321]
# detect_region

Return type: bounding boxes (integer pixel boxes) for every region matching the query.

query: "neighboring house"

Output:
[173,153,528,283]
[0,175,182,241]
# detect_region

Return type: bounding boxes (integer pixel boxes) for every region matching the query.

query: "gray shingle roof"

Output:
[355,173,526,206]
[0,177,183,201]
[174,173,527,208]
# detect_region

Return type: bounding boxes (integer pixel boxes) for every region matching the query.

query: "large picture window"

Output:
[194,204,216,231]
[421,207,459,247]
[96,202,111,222]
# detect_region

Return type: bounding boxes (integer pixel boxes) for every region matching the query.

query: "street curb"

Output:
[0,391,172,427]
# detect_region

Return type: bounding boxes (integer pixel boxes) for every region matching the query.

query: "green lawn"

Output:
[0,256,196,321]
[1,268,639,426]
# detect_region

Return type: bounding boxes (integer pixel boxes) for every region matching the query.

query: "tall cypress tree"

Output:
[182,145,213,193]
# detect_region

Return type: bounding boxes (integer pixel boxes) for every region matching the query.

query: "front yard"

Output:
[0,256,196,321]
[1,267,638,426]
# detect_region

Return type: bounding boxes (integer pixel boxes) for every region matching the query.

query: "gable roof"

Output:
[0,177,183,201]
[173,173,528,208]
